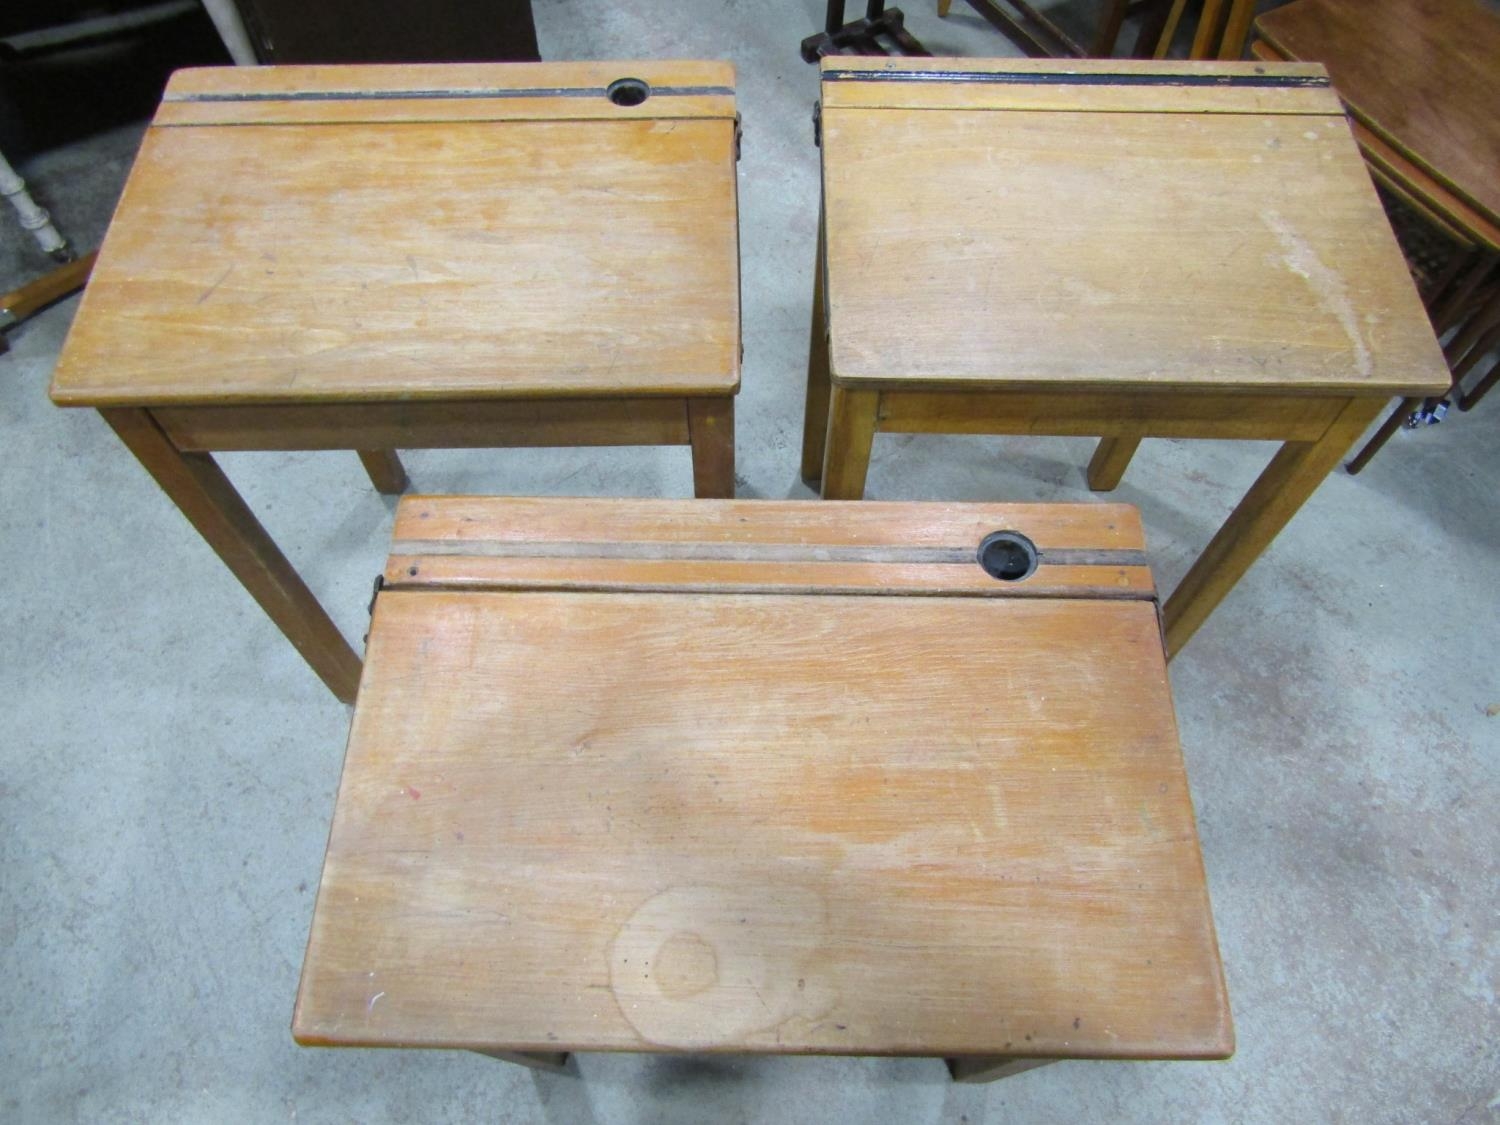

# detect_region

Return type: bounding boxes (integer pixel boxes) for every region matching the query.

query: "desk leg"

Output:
[946,1056,1056,1083]
[473,1049,571,1074]
[356,449,409,495]
[688,396,736,498]
[1162,398,1381,657]
[801,209,832,486]
[1086,435,1140,491]
[101,408,363,704]
[821,386,878,500]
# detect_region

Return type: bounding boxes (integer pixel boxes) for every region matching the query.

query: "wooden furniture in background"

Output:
[1152,0,1257,59]
[0,251,95,355]
[294,496,1233,1080]
[936,0,1176,58]
[50,62,742,703]
[802,58,1449,658]
[1254,0,1500,471]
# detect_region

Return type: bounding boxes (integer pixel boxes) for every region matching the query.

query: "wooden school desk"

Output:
[49,61,741,703]
[294,497,1232,1082]
[801,58,1450,658]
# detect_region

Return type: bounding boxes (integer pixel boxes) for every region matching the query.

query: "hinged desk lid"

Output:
[295,498,1231,1061]
[816,58,1448,399]
[50,62,740,407]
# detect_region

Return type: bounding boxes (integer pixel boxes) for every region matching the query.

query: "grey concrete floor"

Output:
[2,2,1497,1122]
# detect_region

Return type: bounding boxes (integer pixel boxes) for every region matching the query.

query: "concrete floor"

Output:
[2,2,1497,1121]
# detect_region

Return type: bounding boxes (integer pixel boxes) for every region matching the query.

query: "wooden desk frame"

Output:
[801,220,1379,659]
[802,59,1447,658]
[54,62,743,703]
[293,497,1231,1081]
[101,396,734,703]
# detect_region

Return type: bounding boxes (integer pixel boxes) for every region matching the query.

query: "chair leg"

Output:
[1188,0,1226,59]
[1091,0,1131,56]
[1151,0,1191,58]
[1345,397,1421,475]
[1458,355,1500,411]
[1217,0,1256,59]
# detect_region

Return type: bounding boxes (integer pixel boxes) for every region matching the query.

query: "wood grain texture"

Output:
[151,399,691,452]
[1252,24,1500,254]
[1,252,96,322]
[295,506,1230,1058]
[381,496,1154,599]
[875,389,1351,436]
[162,60,735,100]
[687,397,736,499]
[818,61,1448,398]
[51,63,739,407]
[1256,0,1500,229]
[389,496,1149,550]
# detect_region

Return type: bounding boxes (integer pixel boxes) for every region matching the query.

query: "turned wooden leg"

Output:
[946,1056,1056,1083]
[1086,434,1141,491]
[801,209,832,486]
[688,396,736,498]
[101,407,363,703]
[357,449,409,495]
[473,1049,571,1074]
[820,385,878,500]
[1163,398,1383,657]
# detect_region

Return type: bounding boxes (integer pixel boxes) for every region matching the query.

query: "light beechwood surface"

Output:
[294,498,1232,1063]
[818,58,1445,397]
[50,61,740,406]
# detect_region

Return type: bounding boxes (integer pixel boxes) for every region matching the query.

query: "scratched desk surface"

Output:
[819,57,1440,397]
[293,497,1232,1061]
[49,61,741,407]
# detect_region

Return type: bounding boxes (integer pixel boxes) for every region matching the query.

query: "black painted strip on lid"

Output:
[822,68,1329,89]
[166,85,734,104]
